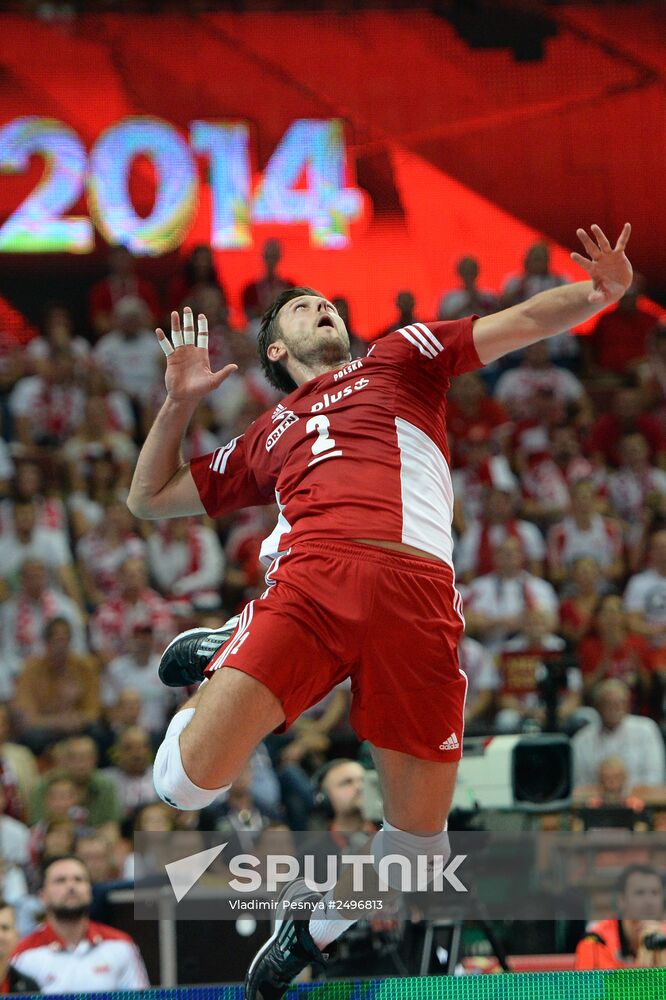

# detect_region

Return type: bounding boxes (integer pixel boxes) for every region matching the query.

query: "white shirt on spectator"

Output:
[93,330,162,401]
[451,455,515,524]
[146,523,225,599]
[624,568,666,640]
[573,713,666,788]
[609,466,666,523]
[0,590,86,696]
[104,767,157,817]
[0,497,67,537]
[0,528,72,587]
[464,571,559,653]
[9,376,86,442]
[458,636,500,702]
[547,514,623,572]
[0,813,30,867]
[494,366,584,420]
[76,531,146,600]
[102,653,178,735]
[454,518,545,577]
[11,921,149,991]
[26,335,90,364]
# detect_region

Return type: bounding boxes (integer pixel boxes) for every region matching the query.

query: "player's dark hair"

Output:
[257,286,323,394]
[40,854,91,888]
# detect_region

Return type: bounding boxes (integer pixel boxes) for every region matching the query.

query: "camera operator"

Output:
[575,864,666,969]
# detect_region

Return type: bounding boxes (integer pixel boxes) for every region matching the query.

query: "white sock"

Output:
[308,889,358,949]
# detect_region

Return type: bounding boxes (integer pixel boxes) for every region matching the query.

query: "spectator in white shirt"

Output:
[494,340,588,422]
[9,348,86,450]
[0,501,82,611]
[624,530,666,649]
[0,784,30,871]
[459,635,499,734]
[102,625,179,738]
[11,856,149,991]
[609,433,666,557]
[92,296,162,416]
[464,536,559,654]
[0,560,86,697]
[547,478,624,587]
[105,726,157,819]
[572,679,666,792]
[454,484,545,584]
[145,517,225,610]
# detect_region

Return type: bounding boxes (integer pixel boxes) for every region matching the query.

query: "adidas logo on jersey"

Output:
[439,733,460,751]
[310,377,369,413]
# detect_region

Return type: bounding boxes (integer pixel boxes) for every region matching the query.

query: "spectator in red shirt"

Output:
[447,371,510,468]
[89,556,174,666]
[559,555,605,647]
[88,245,159,340]
[577,595,652,707]
[583,276,658,376]
[587,386,666,469]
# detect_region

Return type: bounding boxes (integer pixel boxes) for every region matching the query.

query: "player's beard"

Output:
[50,902,91,922]
[290,328,350,371]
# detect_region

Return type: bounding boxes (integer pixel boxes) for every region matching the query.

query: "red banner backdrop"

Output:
[0,6,662,337]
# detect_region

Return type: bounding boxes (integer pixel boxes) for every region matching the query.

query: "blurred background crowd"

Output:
[0,233,665,975]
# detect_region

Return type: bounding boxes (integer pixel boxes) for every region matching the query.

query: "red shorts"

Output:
[205,540,467,762]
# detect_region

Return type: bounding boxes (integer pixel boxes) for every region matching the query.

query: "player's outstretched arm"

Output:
[472,223,632,365]
[127,307,237,520]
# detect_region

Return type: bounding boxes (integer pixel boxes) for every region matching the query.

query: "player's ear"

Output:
[267,341,288,364]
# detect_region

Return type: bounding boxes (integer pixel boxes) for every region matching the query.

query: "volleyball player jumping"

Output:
[128,224,632,998]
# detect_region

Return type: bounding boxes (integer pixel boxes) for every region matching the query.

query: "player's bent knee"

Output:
[153,708,230,810]
[371,819,451,891]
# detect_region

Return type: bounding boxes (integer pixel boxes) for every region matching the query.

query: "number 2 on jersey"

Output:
[306,415,343,467]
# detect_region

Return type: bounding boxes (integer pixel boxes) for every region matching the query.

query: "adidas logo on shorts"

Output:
[439,733,460,751]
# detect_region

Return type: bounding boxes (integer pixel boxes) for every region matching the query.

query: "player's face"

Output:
[620,873,664,920]
[42,860,93,912]
[325,763,365,817]
[275,295,350,371]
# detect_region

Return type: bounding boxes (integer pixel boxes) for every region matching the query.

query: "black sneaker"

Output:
[158,616,240,687]
[244,879,328,1000]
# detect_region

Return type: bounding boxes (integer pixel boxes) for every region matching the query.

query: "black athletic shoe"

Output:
[158,616,240,687]
[244,879,328,1000]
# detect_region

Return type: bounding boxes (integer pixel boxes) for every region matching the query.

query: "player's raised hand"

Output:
[571,223,633,305]
[156,307,237,403]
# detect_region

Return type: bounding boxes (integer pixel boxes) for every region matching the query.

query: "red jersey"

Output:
[191,320,481,568]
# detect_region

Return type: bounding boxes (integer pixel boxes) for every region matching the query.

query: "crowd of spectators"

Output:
[0,235,665,981]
